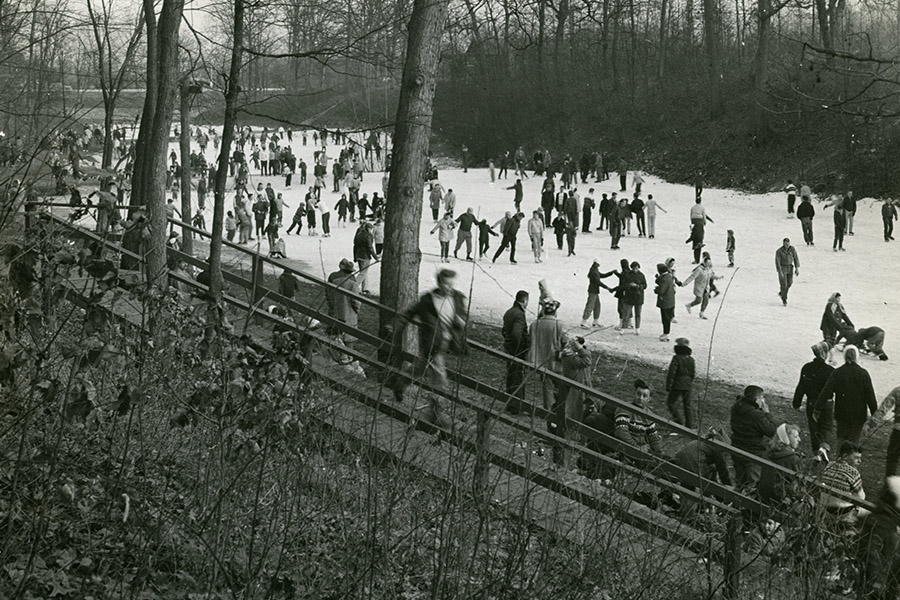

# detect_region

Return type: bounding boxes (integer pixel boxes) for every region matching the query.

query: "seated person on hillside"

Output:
[674,426,733,490]
[819,441,869,523]
[585,379,663,454]
[758,423,803,506]
[743,518,786,568]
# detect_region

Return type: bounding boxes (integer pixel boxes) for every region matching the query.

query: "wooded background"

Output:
[3,0,900,193]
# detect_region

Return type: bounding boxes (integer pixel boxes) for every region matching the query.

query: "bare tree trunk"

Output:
[210,0,244,304]
[135,0,184,293]
[179,80,193,256]
[658,0,669,80]
[704,0,724,116]
[380,0,449,331]
[686,0,695,46]
[131,0,158,215]
[753,0,771,131]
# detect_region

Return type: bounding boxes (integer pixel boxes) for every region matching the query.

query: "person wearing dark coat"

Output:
[326,258,361,342]
[541,175,555,226]
[477,219,498,257]
[674,427,733,512]
[815,345,878,448]
[820,292,853,348]
[394,270,468,430]
[502,290,530,414]
[353,222,377,294]
[581,192,595,233]
[797,196,815,245]
[621,261,647,334]
[551,214,567,250]
[793,342,835,452]
[655,263,676,342]
[730,385,779,488]
[845,326,889,361]
[675,428,733,486]
[507,179,524,213]
[491,212,523,264]
[833,207,847,251]
[580,259,614,328]
[666,337,696,428]
[758,423,803,506]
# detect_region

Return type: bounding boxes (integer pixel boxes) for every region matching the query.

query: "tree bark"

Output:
[703,0,724,116]
[131,0,158,215]
[658,0,669,80]
[210,0,244,305]
[133,0,184,292]
[753,0,772,131]
[379,0,449,332]
[179,80,193,256]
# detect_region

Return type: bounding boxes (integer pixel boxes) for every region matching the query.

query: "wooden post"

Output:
[473,411,492,508]
[723,513,743,599]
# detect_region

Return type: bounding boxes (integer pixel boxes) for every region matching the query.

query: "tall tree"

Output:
[86,0,143,172]
[210,0,244,310]
[380,0,449,330]
[703,0,724,116]
[131,0,185,293]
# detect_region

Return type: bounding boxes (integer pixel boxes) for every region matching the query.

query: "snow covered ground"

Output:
[185,133,899,403]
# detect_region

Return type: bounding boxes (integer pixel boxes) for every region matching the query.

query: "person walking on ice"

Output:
[645,194,666,239]
[666,337,697,429]
[797,194,815,245]
[454,207,477,261]
[784,180,798,217]
[580,258,614,328]
[726,229,736,267]
[775,237,800,306]
[527,210,545,263]
[430,212,456,263]
[682,256,720,319]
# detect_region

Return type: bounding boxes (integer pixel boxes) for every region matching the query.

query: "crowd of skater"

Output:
[16,121,900,595]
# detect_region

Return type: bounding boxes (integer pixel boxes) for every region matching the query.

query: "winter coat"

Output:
[502,303,529,357]
[796,201,815,219]
[793,358,834,412]
[326,270,360,329]
[682,264,713,298]
[674,440,732,486]
[560,341,592,422]
[666,345,695,391]
[623,270,647,306]
[429,186,443,209]
[833,209,846,229]
[404,289,468,359]
[527,217,544,239]
[353,227,377,261]
[456,212,477,232]
[655,271,676,309]
[431,218,456,242]
[758,445,802,504]
[820,301,853,341]
[529,314,567,373]
[730,397,778,455]
[502,214,522,239]
[816,362,878,426]
[587,266,614,294]
[775,245,800,273]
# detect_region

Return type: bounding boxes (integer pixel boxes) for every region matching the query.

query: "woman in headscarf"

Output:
[821,292,854,350]
[758,423,803,506]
